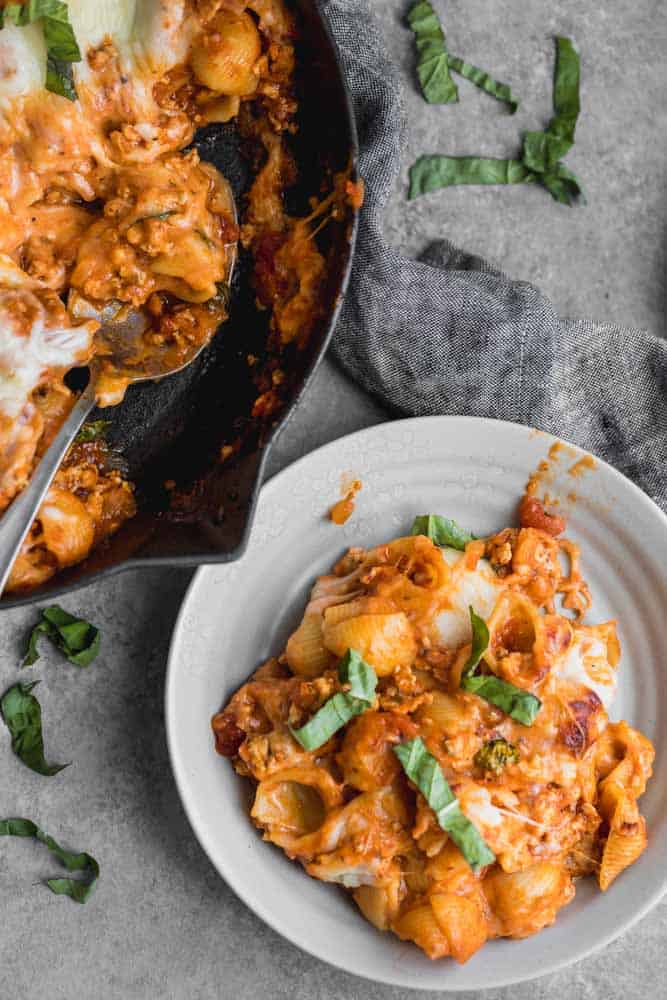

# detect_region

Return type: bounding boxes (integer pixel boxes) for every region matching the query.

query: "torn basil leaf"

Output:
[394,737,495,873]
[447,55,518,113]
[0,682,68,776]
[459,608,541,725]
[521,37,580,176]
[23,605,101,668]
[0,0,81,101]
[340,648,377,702]
[407,0,458,104]
[0,817,99,903]
[290,649,377,751]
[75,420,111,444]
[410,514,475,550]
[409,156,533,199]
[461,672,542,725]
[462,606,489,675]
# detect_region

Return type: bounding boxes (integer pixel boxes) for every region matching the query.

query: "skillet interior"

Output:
[2,0,359,609]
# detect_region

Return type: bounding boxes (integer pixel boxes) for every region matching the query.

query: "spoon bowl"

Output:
[0,196,238,596]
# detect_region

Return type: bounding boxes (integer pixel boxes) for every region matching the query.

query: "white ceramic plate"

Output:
[166,416,667,990]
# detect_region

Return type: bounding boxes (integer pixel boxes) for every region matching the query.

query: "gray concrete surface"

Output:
[0,1,665,997]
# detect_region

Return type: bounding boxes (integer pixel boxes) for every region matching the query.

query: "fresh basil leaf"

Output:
[409,155,533,199]
[45,54,77,101]
[290,692,367,751]
[0,817,99,903]
[23,605,101,667]
[447,55,518,113]
[41,5,81,62]
[407,0,458,104]
[338,648,377,703]
[1,4,30,26]
[540,161,585,206]
[461,672,541,725]
[520,38,582,200]
[461,606,489,676]
[290,649,377,751]
[394,737,495,873]
[0,1,81,100]
[474,738,519,773]
[410,514,475,550]
[0,681,68,776]
[458,607,541,724]
[522,128,572,174]
[75,420,111,444]
[551,36,581,144]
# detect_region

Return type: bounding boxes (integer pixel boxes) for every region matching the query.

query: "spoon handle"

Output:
[0,380,98,597]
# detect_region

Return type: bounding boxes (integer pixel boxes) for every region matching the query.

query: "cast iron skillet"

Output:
[2,0,359,608]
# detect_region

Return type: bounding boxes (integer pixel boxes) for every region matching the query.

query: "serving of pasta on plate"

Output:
[212,494,655,965]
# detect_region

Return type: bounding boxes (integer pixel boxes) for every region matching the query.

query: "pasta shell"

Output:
[39,487,95,568]
[392,904,450,960]
[323,597,396,627]
[354,868,403,930]
[416,691,475,738]
[599,816,647,891]
[322,612,416,676]
[286,613,333,677]
[191,11,261,95]
[431,892,488,964]
[484,862,574,939]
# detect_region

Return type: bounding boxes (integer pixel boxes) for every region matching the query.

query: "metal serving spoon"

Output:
[0,236,236,597]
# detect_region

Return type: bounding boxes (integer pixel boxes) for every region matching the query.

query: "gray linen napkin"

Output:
[317,0,667,511]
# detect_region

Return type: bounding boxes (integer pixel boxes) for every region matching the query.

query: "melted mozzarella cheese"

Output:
[0,259,94,416]
[67,0,137,52]
[557,632,617,710]
[0,22,46,103]
[433,548,503,648]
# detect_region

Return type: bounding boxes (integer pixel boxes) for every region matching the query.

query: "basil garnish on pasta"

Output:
[394,737,495,873]
[0,1,82,101]
[460,607,542,725]
[411,514,475,550]
[23,606,101,668]
[290,649,377,751]
[0,818,99,903]
[0,681,68,776]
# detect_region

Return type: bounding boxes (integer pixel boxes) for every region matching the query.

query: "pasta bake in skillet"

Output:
[212,496,654,964]
[0,0,359,595]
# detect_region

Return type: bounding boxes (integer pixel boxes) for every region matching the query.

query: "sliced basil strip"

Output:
[462,606,489,675]
[407,0,458,104]
[0,681,68,776]
[460,607,541,725]
[447,55,518,113]
[290,649,377,751]
[410,514,475,550]
[461,673,542,725]
[394,737,495,873]
[0,817,99,903]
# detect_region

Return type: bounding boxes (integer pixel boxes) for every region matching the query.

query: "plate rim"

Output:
[165,414,667,991]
